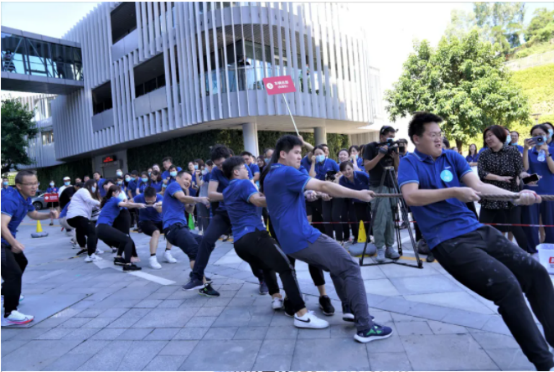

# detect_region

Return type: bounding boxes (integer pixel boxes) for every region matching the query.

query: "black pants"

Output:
[235,230,305,311]
[191,212,263,282]
[321,199,336,239]
[164,224,202,261]
[349,202,371,242]
[434,226,554,371]
[97,224,134,263]
[331,198,349,242]
[479,207,527,250]
[67,216,97,256]
[1,244,28,316]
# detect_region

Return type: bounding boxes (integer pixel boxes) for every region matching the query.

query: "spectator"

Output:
[511,131,524,154]
[397,139,409,158]
[466,144,479,166]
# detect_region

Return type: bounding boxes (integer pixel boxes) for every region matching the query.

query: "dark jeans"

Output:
[322,199,335,239]
[191,212,263,281]
[479,207,527,251]
[97,224,133,263]
[349,202,371,242]
[522,201,554,254]
[331,198,348,242]
[433,225,554,371]
[67,216,97,256]
[1,244,28,316]
[235,230,305,311]
[164,224,202,261]
[196,203,210,232]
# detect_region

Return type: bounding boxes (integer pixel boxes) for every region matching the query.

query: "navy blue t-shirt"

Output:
[223,179,265,241]
[96,197,122,226]
[127,180,138,197]
[1,188,35,245]
[162,181,187,229]
[524,147,554,195]
[301,155,312,172]
[339,171,369,203]
[210,167,230,212]
[97,178,107,197]
[249,163,260,177]
[264,164,321,254]
[149,181,163,193]
[465,154,480,163]
[314,158,339,181]
[138,181,150,194]
[398,149,481,249]
[134,193,163,222]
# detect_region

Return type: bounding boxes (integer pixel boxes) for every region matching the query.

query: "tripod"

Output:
[359,166,423,269]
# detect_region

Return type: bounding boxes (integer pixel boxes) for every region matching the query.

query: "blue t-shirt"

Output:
[137,181,150,194]
[514,144,524,154]
[46,187,58,194]
[314,158,339,181]
[301,155,312,172]
[465,154,479,163]
[249,163,260,178]
[134,193,163,222]
[97,179,107,197]
[298,165,309,175]
[478,147,488,154]
[96,197,123,226]
[398,149,481,250]
[59,202,70,218]
[149,181,163,193]
[210,167,230,212]
[223,179,265,241]
[202,172,211,183]
[354,157,364,168]
[264,164,321,254]
[1,188,35,245]
[339,171,370,203]
[162,167,183,182]
[127,180,138,197]
[162,181,187,229]
[525,147,554,195]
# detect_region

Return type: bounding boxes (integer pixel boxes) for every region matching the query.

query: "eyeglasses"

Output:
[19,182,39,187]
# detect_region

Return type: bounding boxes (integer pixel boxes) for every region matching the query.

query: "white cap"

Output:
[63,176,70,180]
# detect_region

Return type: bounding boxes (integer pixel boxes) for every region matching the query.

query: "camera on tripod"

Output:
[377,138,401,155]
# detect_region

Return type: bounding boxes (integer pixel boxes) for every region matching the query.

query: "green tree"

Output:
[385,30,531,150]
[1,98,38,174]
[525,8,554,43]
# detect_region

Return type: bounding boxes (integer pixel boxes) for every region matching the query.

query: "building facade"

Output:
[3,2,383,174]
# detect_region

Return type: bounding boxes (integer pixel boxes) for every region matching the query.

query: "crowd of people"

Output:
[2,114,554,369]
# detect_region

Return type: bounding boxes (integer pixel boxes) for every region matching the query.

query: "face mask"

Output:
[505,135,511,145]
[91,187,96,193]
[202,169,208,175]
[264,158,270,164]
[354,155,358,160]
[148,172,151,176]
[170,171,177,177]
[316,155,325,163]
[50,183,54,186]
[141,177,148,183]
[117,192,126,201]
[194,165,198,170]
[64,181,70,186]
[3,182,8,186]
[125,177,131,182]
[549,129,554,139]
[117,180,123,185]
[116,171,122,177]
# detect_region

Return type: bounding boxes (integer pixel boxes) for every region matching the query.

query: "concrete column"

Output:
[314,126,327,146]
[242,123,259,157]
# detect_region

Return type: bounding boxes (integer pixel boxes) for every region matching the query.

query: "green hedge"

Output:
[127,129,349,171]
[36,158,93,191]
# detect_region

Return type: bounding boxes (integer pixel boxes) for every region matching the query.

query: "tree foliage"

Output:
[385,30,531,149]
[524,8,554,43]
[1,99,39,175]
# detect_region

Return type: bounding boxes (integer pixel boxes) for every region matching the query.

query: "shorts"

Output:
[138,220,164,236]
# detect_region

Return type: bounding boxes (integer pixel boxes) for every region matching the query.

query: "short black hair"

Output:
[211,144,231,161]
[93,171,102,176]
[337,148,349,158]
[194,159,205,167]
[15,170,36,184]
[169,165,177,171]
[339,160,354,172]
[162,156,173,163]
[314,145,326,153]
[379,125,397,136]
[74,182,84,189]
[260,135,303,192]
[318,143,328,148]
[144,186,157,198]
[177,170,190,178]
[510,130,519,136]
[222,156,245,179]
[407,112,444,143]
[442,137,450,149]
[398,139,408,145]
[206,160,214,167]
[530,124,549,136]
[483,125,507,144]
[131,170,139,176]
[240,151,253,157]
[348,145,360,155]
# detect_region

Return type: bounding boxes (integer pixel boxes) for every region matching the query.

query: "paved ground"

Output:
[2,214,553,371]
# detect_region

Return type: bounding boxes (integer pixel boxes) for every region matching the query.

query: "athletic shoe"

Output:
[342,303,355,322]
[114,257,126,266]
[354,323,393,343]
[319,295,335,316]
[164,250,177,263]
[426,252,435,263]
[49,222,54,226]
[294,311,329,329]
[283,297,294,317]
[182,278,204,291]
[123,264,141,271]
[95,248,104,255]
[259,280,269,295]
[188,271,212,283]
[272,297,284,310]
[70,238,77,246]
[385,246,400,260]
[111,248,118,254]
[149,256,162,269]
[376,248,386,263]
[75,248,87,256]
[5,310,34,325]
[221,235,230,242]
[84,254,102,263]
[199,284,220,297]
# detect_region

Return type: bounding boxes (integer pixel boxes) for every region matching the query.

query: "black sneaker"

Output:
[75,248,87,256]
[189,272,212,284]
[123,264,141,271]
[342,303,355,322]
[199,284,220,297]
[114,257,126,266]
[426,252,435,263]
[259,281,269,295]
[283,297,294,318]
[354,323,393,343]
[319,295,335,316]
[183,278,204,291]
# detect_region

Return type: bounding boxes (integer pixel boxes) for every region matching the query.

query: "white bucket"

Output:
[537,244,554,275]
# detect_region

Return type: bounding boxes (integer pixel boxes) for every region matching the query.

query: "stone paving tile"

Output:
[297,327,331,339]
[233,326,269,340]
[427,320,469,335]
[143,328,181,341]
[265,325,299,340]
[132,308,198,328]
[292,338,370,370]
[1,340,81,371]
[395,321,434,335]
[184,316,217,328]
[203,326,239,340]
[369,351,413,371]
[484,348,535,371]
[61,328,101,341]
[143,355,187,371]
[196,306,225,317]
[157,299,183,308]
[1,340,29,357]
[158,340,199,356]
[253,339,296,370]
[35,327,74,340]
[77,340,134,371]
[58,317,92,328]
[468,330,520,350]
[68,340,111,355]
[116,340,168,371]
[8,327,50,340]
[180,340,262,370]
[41,353,92,371]
[90,328,128,340]
[81,317,116,329]
[32,317,67,328]
[105,316,141,329]
[173,327,209,340]
[440,308,492,330]
[115,328,154,341]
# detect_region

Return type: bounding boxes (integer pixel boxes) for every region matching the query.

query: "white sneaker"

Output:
[272,297,284,310]
[95,248,104,255]
[294,311,329,329]
[6,310,34,325]
[164,250,177,263]
[149,256,162,269]
[85,254,103,263]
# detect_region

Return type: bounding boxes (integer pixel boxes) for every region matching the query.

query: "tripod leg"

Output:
[360,170,387,265]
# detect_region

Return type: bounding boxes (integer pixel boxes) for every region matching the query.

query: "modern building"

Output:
[2,2,385,176]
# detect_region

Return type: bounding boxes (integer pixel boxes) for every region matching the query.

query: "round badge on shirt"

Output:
[440,169,454,183]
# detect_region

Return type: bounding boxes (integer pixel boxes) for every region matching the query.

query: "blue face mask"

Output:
[117,180,123,185]
[50,183,54,187]
[3,182,8,186]
[505,135,511,145]
[116,171,123,177]
[264,158,270,164]
[354,155,358,160]
[549,129,554,139]
[194,165,198,170]
[117,192,126,201]
[64,181,70,186]
[91,186,96,193]
[170,171,177,177]
[202,169,208,175]
[316,155,326,163]
[141,177,148,183]
[148,172,151,176]
[125,177,130,182]
[131,177,136,181]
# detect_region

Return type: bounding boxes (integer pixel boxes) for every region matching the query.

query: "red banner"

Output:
[44,193,59,203]
[263,76,296,95]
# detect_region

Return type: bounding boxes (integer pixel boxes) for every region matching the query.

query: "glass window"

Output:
[157,74,166,89]
[145,78,157,94]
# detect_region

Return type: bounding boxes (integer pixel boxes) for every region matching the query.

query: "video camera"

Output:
[377,138,401,155]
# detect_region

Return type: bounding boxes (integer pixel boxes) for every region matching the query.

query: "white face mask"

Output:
[50,183,54,186]
[91,187,96,193]
[117,192,126,201]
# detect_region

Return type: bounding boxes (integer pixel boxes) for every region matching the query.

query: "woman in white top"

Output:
[66,180,101,262]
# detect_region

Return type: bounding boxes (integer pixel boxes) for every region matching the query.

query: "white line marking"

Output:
[93,260,175,285]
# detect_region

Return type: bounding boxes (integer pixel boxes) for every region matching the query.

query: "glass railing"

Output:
[1,32,83,81]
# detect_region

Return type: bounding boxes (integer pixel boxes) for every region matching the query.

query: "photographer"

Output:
[398,139,409,158]
[363,126,401,262]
